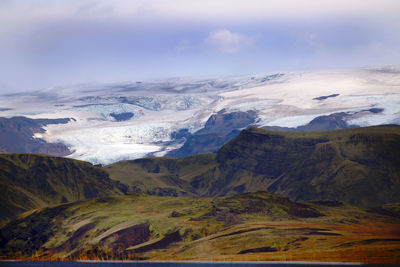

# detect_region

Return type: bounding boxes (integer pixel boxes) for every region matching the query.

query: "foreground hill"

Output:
[0,153,127,225]
[107,125,400,206]
[0,192,399,263]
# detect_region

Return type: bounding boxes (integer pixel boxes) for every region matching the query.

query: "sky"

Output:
[0,0,400,93]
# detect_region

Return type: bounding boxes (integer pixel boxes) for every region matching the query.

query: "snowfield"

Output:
[1,66,399,164]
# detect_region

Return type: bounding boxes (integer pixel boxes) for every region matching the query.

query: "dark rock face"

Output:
[368,108,384,113]
[167,110,258,157]
[110,112,134,121]
[55,223,96,252]
[100,223,151,252]
[0,116,71,156]
[263,109,384,133]
[238,246,278,254]
[198,110,258,135]
[302,112,351,131]
[287,202,324,218]
[313,94,340,100]
[170,128,191,140]
[263,112,353,132]
[132,230,182,253]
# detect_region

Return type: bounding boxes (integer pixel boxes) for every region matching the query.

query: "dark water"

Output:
[0,261,387,267]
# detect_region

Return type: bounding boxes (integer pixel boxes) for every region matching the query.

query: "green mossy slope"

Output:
[0,153,127,225]
[105,154,217,196]
[215,126,400,205]
[0,192,398,262]
[0,192,324,258]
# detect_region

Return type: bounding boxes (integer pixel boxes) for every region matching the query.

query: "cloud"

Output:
[3,0,398,29]
[145,0,400,22]
[0,0,399,93]
[204,30,253,54]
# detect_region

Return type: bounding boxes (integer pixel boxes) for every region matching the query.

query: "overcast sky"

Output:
[0,0,399,93]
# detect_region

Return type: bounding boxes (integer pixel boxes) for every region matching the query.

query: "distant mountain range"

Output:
[1,66,399,164]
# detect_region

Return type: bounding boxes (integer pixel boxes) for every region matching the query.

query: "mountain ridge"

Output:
[1,125,399,225]
[107,125,400,206]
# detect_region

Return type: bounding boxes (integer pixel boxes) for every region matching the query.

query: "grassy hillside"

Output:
[0,153,127,226]
[105,154,217,196]
[0,192,399,263]
[215,126,400,205]
[107,125,400,206]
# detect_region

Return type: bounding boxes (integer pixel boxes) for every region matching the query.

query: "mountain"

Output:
[166,109,257,157]
[214,126,400,205]
[0,192,399,262]
[167,109,385,159]
[107,125,400,206]
[0,153,127,225]
[0,116,71,156]
[1,66,399,164]
[0,108,385,165]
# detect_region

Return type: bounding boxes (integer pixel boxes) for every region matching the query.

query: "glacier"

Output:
[1,66,399,164]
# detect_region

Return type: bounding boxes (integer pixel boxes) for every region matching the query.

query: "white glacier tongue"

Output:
[0,66,399,164]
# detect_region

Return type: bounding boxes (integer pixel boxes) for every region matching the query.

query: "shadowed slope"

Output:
[108,125,400,206]
[0,116,71,156]
[166,110,257,157]
[215,126,400,205]
[0,153,127,225]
